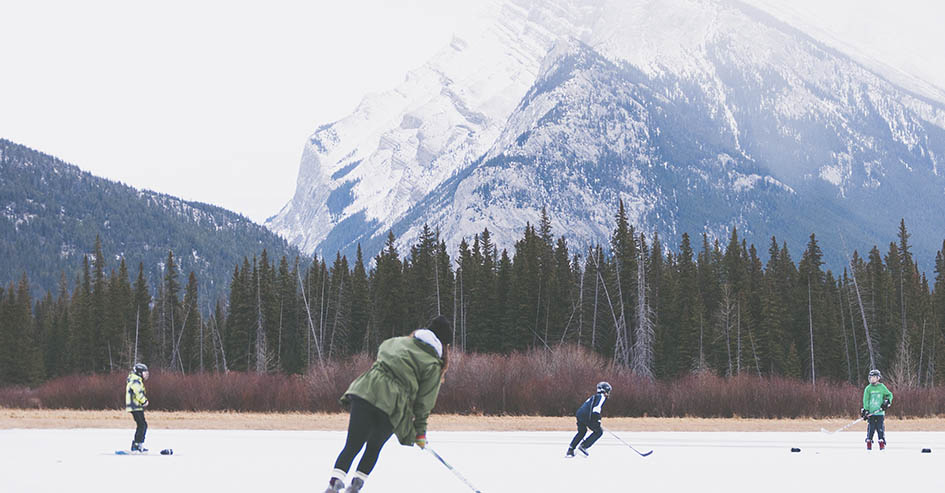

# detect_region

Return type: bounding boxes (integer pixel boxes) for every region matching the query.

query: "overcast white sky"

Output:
[1,0,943,224]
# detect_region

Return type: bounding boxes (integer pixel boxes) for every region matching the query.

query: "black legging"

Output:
[866,414,886,442]
[131,411,147,444]
[333,397,394,476]
[569,418,602,450]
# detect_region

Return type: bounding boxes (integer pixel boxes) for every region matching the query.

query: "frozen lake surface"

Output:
[2,427,942,492]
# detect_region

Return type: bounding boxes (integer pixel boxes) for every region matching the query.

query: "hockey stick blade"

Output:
[425,447,483,493]
[603,427,653,457]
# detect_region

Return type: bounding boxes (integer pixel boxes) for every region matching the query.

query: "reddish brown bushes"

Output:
[2,346,944,418]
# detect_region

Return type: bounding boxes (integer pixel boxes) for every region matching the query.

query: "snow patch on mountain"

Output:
[271,0,945,267]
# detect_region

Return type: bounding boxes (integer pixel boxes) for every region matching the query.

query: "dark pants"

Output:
[569,418,602,450]
[866,414,885,442]
[333,397,394,476]
[131,411,147,444]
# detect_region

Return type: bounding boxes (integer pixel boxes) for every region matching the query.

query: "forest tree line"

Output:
[2,203,944,389]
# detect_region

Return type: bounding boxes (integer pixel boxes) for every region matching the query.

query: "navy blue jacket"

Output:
[575,392,607,426]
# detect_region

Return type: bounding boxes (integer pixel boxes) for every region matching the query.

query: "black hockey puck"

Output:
[921,448,931,453]
[160,449,173,455]
[790,447,801,453]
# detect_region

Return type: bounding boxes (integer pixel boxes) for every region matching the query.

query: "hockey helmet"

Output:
[597,381,612,394]
[133,363,149,376]
[868,369,881,379]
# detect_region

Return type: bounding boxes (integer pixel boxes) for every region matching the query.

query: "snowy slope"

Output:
[266,0,585,255]
[270,0,945,266]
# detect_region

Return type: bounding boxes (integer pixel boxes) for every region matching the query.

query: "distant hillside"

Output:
[0,139,301,301]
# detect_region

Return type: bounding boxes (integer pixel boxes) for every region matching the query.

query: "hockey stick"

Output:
[820,414,874,434]
[603,427,653,457]
[425,446,483,493]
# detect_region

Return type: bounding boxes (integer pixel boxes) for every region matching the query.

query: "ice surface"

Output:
[1,428,942,492]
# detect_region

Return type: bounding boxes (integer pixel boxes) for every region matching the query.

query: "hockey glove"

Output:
[860,408,868,419]
[881,399,890,411]
[415,434,426,449]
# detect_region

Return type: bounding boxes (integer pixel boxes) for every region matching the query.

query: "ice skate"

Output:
[345,477,364,493]
[866,439,872,450]
[131,442,148,453]
[878,439,886,450]
[577,444,589,457]
[565,447,575,458]
[324,477,344,493]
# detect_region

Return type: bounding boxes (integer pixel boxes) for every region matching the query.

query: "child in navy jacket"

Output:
[566,381,611,457]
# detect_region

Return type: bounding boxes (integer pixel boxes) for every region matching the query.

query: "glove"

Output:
[415,434,426,449]
[860,408,868,419]
[881,399,890,411]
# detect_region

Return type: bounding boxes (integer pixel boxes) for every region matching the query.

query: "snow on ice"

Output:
[1,428,942,492]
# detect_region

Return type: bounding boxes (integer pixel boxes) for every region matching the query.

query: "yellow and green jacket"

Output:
[125,372,148,412]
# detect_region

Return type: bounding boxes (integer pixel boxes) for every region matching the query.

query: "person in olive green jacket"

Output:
[860,369,893,450]
[126,363,150,453]
[324,315,451,493]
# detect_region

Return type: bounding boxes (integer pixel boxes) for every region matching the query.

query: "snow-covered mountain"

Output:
[268,0,945,267]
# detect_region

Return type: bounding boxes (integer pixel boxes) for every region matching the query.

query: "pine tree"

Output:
[932,240,945,385]
[610,200,637,365]
[72,256,93,373]
[348,247,370,356]
[759,237,787,375]
[274,256,302,373]
[674,233,700,375]
[405,224,441,331]
[132,263,153,366]
[44,273,72,378]
[179,271,201,372]
[0,282,13,383]
[1,275,44,384]
[465,229,499,352]
[373,232,406,343]
[225,259,252,371]
[798,234,829,384]
[155,250,182,370]
[90,237,109,372]
[107,258,133,371]
[327,253,350,359]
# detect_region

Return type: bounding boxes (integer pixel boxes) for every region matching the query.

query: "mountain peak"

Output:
[270,0,945,268]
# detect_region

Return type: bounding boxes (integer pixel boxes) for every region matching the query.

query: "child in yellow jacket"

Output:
[126,363,150,453]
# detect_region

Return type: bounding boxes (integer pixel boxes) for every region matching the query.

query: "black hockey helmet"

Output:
[868,369,881,379]
[133,363,149,376]
[597,381,612,394]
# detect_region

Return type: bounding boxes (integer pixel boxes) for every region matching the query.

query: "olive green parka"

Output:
[341,335,444,445]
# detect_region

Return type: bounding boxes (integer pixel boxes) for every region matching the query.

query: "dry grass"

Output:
[3,408,944,432]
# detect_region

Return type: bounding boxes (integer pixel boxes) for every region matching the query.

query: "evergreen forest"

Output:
[2,202,944,392]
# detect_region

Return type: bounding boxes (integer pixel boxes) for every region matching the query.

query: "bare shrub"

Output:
[36,374,124,409]
[0,386,42,408]
[149,372,312,412]
[304,353,374,412]
[1,345,943,417]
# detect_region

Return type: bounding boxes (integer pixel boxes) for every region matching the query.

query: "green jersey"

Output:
[862,383,893,415]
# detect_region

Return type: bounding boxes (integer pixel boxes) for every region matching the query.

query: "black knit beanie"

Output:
[428,315,452,345]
